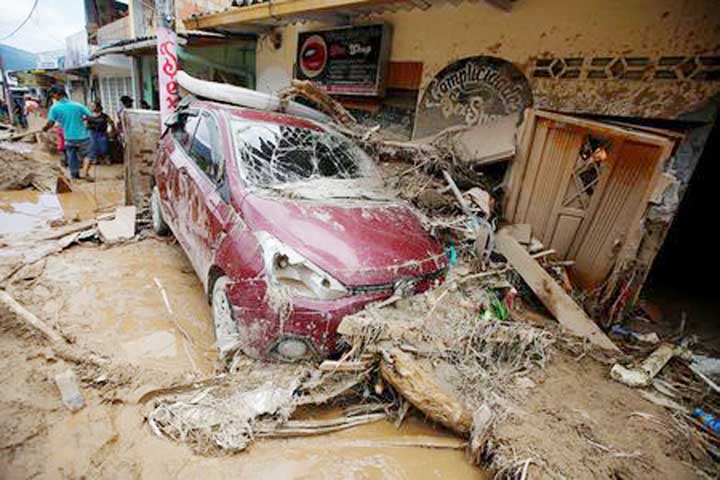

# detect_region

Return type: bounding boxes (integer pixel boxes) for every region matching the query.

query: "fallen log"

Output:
[380,349,473,436]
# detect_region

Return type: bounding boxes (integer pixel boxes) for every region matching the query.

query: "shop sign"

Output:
[414,56,532,138]
[295,24,392,96]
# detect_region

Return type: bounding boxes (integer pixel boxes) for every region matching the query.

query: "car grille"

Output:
[347,267,447,296]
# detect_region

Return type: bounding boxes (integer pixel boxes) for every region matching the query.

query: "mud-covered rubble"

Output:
[0,146,63,192]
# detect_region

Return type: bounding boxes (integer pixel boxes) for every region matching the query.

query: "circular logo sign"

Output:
[299,34,328,79]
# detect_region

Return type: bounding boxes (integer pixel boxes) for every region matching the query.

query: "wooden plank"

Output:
[495,229,619,352]
[0,290,66,344]
[504,108,536,220]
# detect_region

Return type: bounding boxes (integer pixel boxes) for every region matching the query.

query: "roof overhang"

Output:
[184,0,513,33]
[88,31,238,61]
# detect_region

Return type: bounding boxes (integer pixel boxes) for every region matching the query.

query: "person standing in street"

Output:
[87,101,114,165]
[42,86,92,180]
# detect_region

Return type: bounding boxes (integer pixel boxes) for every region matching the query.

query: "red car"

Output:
[152,98,447,361]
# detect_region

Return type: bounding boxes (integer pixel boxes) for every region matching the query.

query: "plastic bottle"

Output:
[693,408,720,435]
[54,368,85,412]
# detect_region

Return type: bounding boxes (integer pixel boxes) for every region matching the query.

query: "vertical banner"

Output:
[157,24,178,124]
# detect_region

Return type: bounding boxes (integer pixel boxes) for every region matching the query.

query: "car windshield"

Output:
[232,120,377,187]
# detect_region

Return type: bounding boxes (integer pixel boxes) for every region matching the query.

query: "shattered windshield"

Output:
[232,120,377,187]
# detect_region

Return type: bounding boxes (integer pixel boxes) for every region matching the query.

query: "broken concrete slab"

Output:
[98,206,136,244]
[449,115,517,166]
[495,229,620,352]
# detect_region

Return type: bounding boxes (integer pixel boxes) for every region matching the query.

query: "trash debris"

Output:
[610,325,660,344]
[494,228,619,352]
[54,368,85,411]
[692,408,720,435]
[610,343,682,388]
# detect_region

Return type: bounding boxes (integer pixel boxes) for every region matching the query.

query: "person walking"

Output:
[87,101,114,165]
[42,86,92,180]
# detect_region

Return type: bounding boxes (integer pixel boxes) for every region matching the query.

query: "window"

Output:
[231,120,375,187]
[171,112,199,150]
[189,113,224,184]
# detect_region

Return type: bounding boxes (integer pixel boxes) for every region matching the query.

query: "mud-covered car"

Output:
[152,98,447,361]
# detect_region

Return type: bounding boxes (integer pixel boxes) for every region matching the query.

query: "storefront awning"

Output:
[184,0,513,32]
[88,31,234,60]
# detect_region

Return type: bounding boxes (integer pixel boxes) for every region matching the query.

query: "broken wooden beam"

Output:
[0,290,66,344]
[380,349,473,436]
[495,229,620,352]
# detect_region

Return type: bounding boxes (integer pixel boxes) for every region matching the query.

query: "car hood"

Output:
[241,193,446,286]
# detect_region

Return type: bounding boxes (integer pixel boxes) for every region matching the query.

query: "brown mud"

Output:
[0,146,62,192]
[0,239,486,479]
[0,145,713,479]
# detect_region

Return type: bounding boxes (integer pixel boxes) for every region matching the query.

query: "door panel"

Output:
[506,110,674,290]
[570,141,661,287]
[549,214,583,259]
[515,124,584,245]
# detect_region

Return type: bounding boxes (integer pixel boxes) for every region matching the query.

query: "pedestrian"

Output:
[56,125,67,167]
[41,85,93,180]
[87,101,114,165]
[116,95,133,135]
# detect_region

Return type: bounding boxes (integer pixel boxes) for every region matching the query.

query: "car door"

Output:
[158,110,200,234]
[182,110,232,285]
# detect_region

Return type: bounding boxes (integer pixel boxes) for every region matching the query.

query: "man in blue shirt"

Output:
[42,86,93,179]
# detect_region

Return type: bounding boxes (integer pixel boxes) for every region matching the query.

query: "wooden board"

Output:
[495,229,619,352]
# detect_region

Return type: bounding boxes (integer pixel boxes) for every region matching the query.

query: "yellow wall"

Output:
[252,0,720,118]
[368,0,719,89]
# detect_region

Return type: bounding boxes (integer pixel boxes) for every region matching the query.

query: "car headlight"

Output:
[256,232,348,300]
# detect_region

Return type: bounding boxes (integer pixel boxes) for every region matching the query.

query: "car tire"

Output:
[151,186,170,236]
[211,276,240,360]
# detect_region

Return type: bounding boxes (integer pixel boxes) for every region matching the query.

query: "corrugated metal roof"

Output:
[185,0,513,31]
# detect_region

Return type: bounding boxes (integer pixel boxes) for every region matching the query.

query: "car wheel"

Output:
[151,186,170,236]
[211,276,240,359]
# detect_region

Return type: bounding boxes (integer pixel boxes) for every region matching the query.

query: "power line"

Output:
[0,0,41,42]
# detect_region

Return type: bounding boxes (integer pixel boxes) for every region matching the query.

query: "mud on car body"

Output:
[152,97,447,361]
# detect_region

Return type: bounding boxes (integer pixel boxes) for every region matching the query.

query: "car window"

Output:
[231,120,375,187]
[190,113,224,185]
[171,112,199,150]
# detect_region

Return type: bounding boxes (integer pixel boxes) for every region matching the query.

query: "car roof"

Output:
[192,99,324,131]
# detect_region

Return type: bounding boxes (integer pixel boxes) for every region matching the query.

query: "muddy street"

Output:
[3,1,720,477]
[0,148,485,478]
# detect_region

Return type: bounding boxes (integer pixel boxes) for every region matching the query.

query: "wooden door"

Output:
[506,110,674,290]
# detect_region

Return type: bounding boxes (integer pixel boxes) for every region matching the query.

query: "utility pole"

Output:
[0,53,16,126]
[155,0,178,124]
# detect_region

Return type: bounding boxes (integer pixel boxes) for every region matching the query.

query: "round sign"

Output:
[299,34,328,79]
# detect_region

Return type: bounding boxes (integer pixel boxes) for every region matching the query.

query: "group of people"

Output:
[41,87,134,180]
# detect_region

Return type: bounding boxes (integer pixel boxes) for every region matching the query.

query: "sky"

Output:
[0,0,86,53]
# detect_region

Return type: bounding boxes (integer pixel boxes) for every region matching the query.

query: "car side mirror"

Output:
[218,177,231,204]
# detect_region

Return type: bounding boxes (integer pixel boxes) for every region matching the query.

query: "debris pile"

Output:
[0,146,62,191]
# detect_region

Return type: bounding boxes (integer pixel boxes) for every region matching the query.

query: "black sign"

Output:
[414,56,533,138]
[296,24,392,96]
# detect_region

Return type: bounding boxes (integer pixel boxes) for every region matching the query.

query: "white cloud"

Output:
[0,0,86,53]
